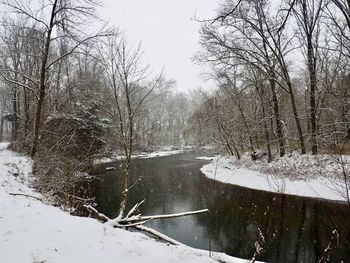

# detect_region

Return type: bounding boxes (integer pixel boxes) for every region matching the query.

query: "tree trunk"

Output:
[287,80,306,154]
[23,89,29,137]
[270,77,285,157]
[119,159,130,217]
[261,96,272,162]
[0,117,4,142]
[11,87,18,142]
[237,102,254,152]
[256,79,272,162]
[31,0,58,157]
[118,66,134,218]
[307,35,318,155]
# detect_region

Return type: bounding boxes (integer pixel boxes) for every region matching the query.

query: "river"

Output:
[91,151,350,262]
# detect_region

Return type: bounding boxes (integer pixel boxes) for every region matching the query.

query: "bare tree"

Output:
[251,1,307,154]
[2,0,107,157]
[331,0,350,30]
[287,0,325,154]
[197,0,288,156]
[100,32,163,217]
[0,18,43,146]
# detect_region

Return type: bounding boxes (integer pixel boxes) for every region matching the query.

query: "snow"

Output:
[0,142,256,263]
[200,155,350,202]
[95,149,184,164]
[196,157,215,161]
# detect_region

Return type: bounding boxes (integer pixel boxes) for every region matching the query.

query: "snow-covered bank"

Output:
[200,155,350,202]
[95,149,184,164]
[0,143,256,263]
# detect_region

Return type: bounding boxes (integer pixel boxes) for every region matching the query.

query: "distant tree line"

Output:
[2,0,349,164]
[0,0,191,159]
[191,0,350,160]
[0,0,192,210]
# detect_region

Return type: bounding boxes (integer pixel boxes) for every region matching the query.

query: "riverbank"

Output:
[0,143,253,263]
[199,153,350,202]
[94,148,185,164]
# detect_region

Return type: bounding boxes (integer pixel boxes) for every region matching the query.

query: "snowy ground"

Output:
[94,149,184,164]
[199,154,350,202]
[0,143,256,263]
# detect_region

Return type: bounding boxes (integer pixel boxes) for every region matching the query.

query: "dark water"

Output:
[91,152,350,263]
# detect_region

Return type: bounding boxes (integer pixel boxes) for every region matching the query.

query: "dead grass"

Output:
[319,143,350,154]
[233,151,350,181]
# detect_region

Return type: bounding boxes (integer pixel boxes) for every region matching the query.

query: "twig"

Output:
[213,0,242,23]
[126,200,144,218]
[9,192,42,201]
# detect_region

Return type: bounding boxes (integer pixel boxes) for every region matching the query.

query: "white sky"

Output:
[101,0,219,93]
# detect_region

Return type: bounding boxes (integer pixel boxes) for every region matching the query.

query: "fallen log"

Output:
[134,225,180,245]
[84,201,209,245]
[84,204,109,223]
[117,209,209,224]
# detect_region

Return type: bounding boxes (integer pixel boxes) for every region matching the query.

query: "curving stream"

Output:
[91,152,350,262]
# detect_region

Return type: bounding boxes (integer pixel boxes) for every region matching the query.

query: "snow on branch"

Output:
[134,225,180,246]
[117,209,209,224]
[84,204,110,223]
[84,200,209,244]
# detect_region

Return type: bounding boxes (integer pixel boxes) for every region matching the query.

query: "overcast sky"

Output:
[102,0,219,93]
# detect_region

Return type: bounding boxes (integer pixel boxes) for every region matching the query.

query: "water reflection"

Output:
[92,152,350,262]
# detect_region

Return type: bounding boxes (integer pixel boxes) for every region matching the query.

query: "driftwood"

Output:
[84,204,110,223]
[134,225,180,245]
[117,209,209,224]
[84,201,208,227]
[84,200,209,244]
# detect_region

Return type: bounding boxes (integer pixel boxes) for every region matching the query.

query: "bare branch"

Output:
[45,31,112,70]
[118,209,209,224]
[0,73,39,100]
[9,192,42,201]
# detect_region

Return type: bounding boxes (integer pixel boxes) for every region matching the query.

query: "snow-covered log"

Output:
[84,201,209,243]
[134,225,180,245]
[117,209,209,224]
[84,205,110,223]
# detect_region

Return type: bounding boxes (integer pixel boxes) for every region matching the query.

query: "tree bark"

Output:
[23,89,29,137]
[270,76,285,157]
[31,0,58,157]
[256,81,272,162]
[11,87,18,142]
[307,34,318,155]
[294,0,321,155]
[286,80,306,154]
[0,117,4,142]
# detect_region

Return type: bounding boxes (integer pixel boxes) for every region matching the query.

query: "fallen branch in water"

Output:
[84,200,209,244]
[117,208,209,224]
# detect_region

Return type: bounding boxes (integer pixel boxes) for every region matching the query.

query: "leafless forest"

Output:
[0,0,349,214]
[193,0,350,160]
[0,1,350,262]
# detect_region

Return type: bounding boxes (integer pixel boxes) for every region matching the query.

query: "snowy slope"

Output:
[200,155,349,202]
[0,143,255,263]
